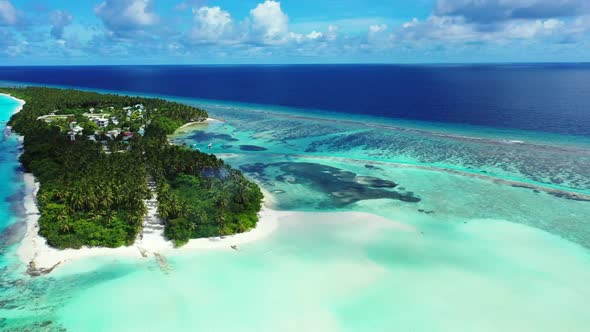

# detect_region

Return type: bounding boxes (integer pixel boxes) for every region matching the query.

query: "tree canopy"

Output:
[2,87,263,248]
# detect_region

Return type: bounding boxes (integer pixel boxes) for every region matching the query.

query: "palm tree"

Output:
[59,220,72,233]
[70,192,84,211]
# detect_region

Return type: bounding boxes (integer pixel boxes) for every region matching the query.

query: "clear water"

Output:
[1,93,590,331]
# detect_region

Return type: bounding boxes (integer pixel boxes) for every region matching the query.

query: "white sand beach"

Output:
[16,172,289,272]
[175,117,222,131]
[5,93,287,273]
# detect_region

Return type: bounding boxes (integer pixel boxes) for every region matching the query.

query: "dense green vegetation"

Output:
[2,87,263,248]
[145,145,263,245]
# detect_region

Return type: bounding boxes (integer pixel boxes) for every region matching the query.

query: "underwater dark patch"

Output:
[510,183,590,202]
[364,164,383,170]
[0,221,26,247]
[239,145,268,151]
[241,161,420,207]
[274,174,309,184]
[418,209,435,214]
[188,131,238,142]
[548,191,590,202]
[354,176,397,188]
[4,191,22,203]
[304,129,590,191]
[239,163,267,174]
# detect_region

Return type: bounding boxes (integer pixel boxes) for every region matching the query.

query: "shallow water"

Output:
[54,216,590,332]
[1,94,590,331]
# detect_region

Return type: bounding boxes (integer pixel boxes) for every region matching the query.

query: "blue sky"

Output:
[1,0,589,64]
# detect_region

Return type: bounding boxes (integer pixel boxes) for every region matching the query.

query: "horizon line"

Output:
[1,62,590,68]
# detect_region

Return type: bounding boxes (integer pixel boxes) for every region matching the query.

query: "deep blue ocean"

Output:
[1,64,589,136]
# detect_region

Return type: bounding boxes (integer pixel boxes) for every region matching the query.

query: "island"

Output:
[1,87,263,248]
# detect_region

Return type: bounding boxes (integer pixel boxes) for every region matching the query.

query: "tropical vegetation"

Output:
[1,87,263,248]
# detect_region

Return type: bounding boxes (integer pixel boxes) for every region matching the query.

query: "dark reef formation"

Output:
[241,161,420,207]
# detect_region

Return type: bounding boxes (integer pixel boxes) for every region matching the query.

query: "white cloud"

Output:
[503,19,565,39]
[325,25,338,41]
[306,30,323,40]
[6,40,28,56]
[250,0,290,44]
[396,14,574,46]
[184,1,331,47]
[0,0,17,25]
[95,0,159,36]
[397,16,474,43]
[289,32,303,43]
[436,0,590,23]
[367,24,395,47]
[543,18,564,30]
[369,24,388,34]
[191,6,233,42]
[403,18,419,29]
[385,1,587,48]
[3,0,585,62]
[50,10,73,40]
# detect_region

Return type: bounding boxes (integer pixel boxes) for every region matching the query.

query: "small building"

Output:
[95,118,109,128]
[107,129,121,137]
[122,132,134,141]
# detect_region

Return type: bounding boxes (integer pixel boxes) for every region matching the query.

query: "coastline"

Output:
[16,173,287,272]
[2,91,413,275]
[0,92,25,115]
[176,117,221,131]
[17,171,576,273]
[3,92,282,273]
[16,173,414,273]
[3,91,284,274]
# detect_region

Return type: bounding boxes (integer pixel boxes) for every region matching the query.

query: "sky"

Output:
[0,0,589,65]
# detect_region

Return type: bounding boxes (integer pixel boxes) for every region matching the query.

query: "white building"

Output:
[95,118,109,128]
[107,129,121,137]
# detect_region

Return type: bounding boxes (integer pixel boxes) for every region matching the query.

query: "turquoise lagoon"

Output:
[1,93,590,331]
